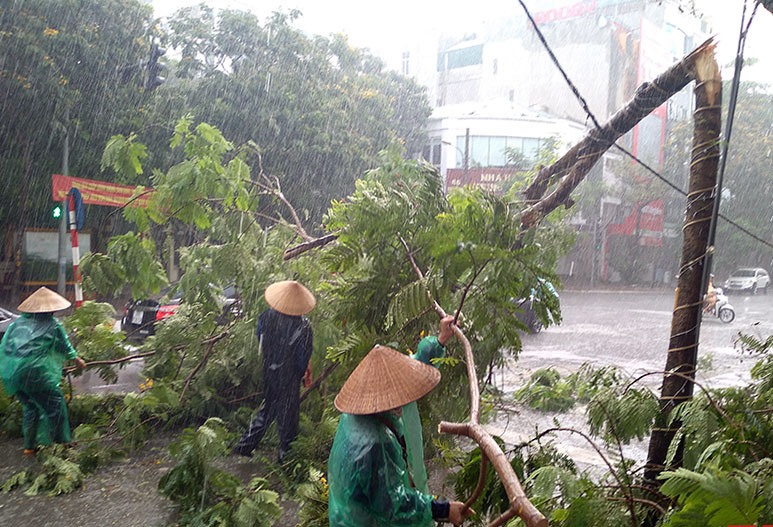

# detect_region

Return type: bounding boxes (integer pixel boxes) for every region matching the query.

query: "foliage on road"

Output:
[0,116,570,522]
[159,418,282,526]
[450,337,773,526]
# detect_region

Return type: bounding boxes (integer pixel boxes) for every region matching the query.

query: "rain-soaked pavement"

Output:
[1,288,771,525]
[487,288,773,471]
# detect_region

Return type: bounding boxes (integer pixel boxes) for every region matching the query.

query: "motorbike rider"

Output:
[703,274,717,314]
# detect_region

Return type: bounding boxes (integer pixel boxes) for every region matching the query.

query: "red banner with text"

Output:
[52,174,152,208]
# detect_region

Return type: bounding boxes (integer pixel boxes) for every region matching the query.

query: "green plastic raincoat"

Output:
[404,336,446,493]
[328,412,436,527]
[0,313,78,449]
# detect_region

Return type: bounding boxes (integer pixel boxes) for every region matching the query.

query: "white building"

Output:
[423,101,586,192]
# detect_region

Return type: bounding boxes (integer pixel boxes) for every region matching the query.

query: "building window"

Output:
[422,138,443,166]
[508,89,514,102]
[401,51,410,75]
[455,135,544,167]
[432,143,441,165]
[437,44,484,71]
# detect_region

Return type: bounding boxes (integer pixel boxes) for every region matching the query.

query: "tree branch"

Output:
[399,235,546,527]
[283,233,339,260]
[178,320,238,403]
[62,351,157,375]
[300,362,339,403]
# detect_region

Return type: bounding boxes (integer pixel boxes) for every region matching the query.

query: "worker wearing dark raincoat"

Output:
[234,281,315,462]
[328,327,475,526]
[0,287,85,454]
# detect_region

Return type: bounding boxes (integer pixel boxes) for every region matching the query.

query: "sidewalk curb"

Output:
[563,288,675,294]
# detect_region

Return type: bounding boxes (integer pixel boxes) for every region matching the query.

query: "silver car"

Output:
[0,306,20,338]
[723,268,770,295]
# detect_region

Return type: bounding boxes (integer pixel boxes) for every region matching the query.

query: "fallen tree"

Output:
[62,35,724,527]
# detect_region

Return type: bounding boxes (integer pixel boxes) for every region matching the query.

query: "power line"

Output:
[612,144,773,251]
[515,0,773,252]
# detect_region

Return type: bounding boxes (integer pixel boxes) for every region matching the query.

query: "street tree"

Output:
[146,7,432,222]
[0,0,159,293]
[661,80,773,278]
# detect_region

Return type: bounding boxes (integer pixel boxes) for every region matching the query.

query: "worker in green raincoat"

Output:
[0,287,85,455]
[328,332,475,526]
[403,315,454,494]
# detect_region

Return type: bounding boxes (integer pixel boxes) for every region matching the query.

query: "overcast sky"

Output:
[150,0,773,84]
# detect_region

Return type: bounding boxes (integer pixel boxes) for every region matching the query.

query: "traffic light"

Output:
[52,205,62,219]
[146,43,166,92]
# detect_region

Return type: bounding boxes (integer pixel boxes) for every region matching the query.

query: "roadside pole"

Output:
[67,189,83,308]
[644,45,721,485]
[463,128,470,186]
[56,109,69,296]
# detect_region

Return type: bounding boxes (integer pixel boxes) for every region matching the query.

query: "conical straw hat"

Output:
[335,345,441,415]
[264,280,316,316]
[18,287,71,313]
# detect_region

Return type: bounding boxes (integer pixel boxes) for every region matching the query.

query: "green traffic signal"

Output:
[52,205,62,219]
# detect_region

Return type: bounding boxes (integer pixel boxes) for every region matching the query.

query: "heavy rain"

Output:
[1,0,772,526]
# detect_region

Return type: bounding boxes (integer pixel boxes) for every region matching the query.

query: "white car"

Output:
[723,268,770,295]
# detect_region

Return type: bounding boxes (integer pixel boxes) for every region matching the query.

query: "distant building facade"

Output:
[423,101,585,193]
[406,0,709,285]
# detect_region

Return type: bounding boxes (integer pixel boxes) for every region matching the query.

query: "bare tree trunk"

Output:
[643,44,721,485]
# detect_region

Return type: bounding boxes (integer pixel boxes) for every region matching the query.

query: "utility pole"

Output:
[590,219,598,288]
[56,108,69,296]
[463,128,470,186]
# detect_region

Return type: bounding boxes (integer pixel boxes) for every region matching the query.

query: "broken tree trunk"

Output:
[521,38,715,228]
[643,44,721,485]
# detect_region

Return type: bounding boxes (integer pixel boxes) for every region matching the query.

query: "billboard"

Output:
[52,174,152,208]
[632,18,674,168]
[607,199,664,247]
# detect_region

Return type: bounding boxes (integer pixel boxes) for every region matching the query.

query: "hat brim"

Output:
[334,345,441,415]
[265,280,316,316]
[18,287,71,313]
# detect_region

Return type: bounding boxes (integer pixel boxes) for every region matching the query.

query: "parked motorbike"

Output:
[514,297,544,333]
[513,279,559,333]
[707,288,735,323]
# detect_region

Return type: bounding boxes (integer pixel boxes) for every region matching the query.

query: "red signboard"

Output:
[446,168,520,193]
[52,174,152,208]
[607,199,664,247]
[533,0,597,25]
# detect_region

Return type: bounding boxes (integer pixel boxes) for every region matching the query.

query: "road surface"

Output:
[486,289,773,469]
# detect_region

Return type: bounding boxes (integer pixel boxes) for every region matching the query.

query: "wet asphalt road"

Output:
[487,288,773,469]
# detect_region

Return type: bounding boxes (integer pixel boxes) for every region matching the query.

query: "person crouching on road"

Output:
[0,287,86,455]
[328,341,475,526]
[234,280,315,463]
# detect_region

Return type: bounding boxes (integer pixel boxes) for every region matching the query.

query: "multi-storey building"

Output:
[403,0,709,284]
